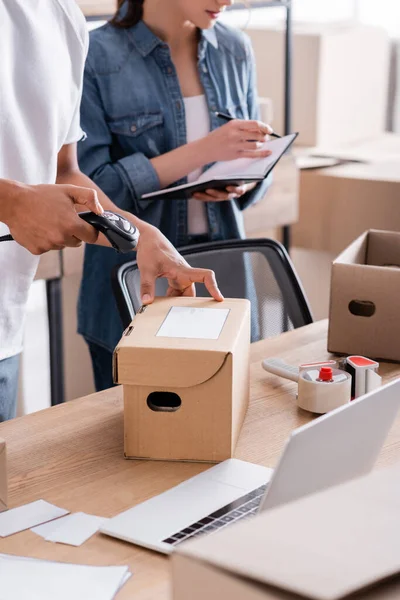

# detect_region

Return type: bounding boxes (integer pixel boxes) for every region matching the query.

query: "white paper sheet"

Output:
[0,500,69,537]
[156,306,230,340]
[44,512,109,546]
[31,513,75,538]
[0,553,131,600]
[196,135,293,181]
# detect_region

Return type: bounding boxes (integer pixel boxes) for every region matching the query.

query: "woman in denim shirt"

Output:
[78,0,273,390]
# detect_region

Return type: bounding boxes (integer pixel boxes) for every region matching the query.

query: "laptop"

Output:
[101,378,400,554]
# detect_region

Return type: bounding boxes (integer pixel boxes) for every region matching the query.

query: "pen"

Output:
[214,111,282,138]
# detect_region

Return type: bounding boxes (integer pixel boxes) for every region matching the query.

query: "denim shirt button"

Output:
[202,65,208,73]
[176,100,182,110]
[130,125,137,132]
[167,66,173,74]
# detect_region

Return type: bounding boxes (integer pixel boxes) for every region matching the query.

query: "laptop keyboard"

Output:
[162,483,268,547]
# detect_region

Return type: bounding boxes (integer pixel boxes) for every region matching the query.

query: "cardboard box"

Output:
[172,463,400,600]
[34,250,61,281]
[296,132,400,165]
[77,0,116,16]
[328,229,400,361]
[388,39,400,133]
[247,22,390,147]
[0,439,7,512]
[293,156,400,254]
[113,297,250,462]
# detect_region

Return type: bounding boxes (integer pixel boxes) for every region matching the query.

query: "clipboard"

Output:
[141,132,298,200]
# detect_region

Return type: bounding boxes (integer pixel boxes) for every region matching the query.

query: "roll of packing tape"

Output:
[298,367,351,414]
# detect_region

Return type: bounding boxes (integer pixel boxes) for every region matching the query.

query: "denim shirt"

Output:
[78,19,271,352]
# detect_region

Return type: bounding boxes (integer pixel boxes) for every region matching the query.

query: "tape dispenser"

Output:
[262,355,383,414]
[262,358,351,414]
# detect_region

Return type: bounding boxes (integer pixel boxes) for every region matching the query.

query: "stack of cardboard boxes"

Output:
[246,21,397,247]
[245,21,399,317]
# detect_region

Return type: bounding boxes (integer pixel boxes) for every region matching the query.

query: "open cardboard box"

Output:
[113,297,251,462]
[0,439,7,512]
[172,463,400,600]
[328,229,400,361]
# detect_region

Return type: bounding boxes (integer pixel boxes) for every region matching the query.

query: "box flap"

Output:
[177,463,400,600]
[115,346,229,388]
[333,230,368,265]
[114,297,250,387]
[365,230,400,268]
[0,439,7,512]
[334,229,400,269]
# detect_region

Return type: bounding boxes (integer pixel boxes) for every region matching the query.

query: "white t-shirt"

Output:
[0,0,88,361]
[183,95,210,235]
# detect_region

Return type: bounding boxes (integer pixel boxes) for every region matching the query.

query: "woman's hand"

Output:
[198,119,273,163]
[192,183,257,203]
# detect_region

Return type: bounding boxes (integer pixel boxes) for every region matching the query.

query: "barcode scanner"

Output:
[78,210,139,253]
[0,210,140,254]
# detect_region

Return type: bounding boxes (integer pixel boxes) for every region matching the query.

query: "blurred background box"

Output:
[247,22,390,147]
[77,0,116,16]
[388,38,400,134]
[34,250,61,281]
[300,132,400,164]
[0,439,7,512]
[61,245,95,402]
[293,148,400,255]
[244,153,299,239]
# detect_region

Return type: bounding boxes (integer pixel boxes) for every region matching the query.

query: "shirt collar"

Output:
[127,21,219,58]
[201,28,219,49]
[127,20,165,57]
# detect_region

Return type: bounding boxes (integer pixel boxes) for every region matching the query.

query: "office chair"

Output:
[111,238,313,343]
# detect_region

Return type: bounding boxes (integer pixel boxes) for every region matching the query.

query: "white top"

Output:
[0,0,88,360]
[183,95,210,235]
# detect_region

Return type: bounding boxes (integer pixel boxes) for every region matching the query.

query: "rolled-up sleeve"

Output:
[237,37,272,212]
[78,60,160,215]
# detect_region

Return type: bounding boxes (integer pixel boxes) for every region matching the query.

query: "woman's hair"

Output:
[111,0,144,28]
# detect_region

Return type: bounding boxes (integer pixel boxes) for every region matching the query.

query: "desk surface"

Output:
[1,320,399,599]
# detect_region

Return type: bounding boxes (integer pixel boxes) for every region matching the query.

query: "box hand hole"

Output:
[147,392,182,412]
[348,300,376,317]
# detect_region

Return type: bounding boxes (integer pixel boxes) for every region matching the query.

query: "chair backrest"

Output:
[111,238,313,342]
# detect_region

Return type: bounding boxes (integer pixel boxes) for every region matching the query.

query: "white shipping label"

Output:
[156,307,230,340]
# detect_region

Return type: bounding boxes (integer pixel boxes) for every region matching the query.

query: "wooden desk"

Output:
[1,320,399,599]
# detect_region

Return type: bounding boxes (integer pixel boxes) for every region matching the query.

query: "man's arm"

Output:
[0,177,103,254]
[56,144,223,304]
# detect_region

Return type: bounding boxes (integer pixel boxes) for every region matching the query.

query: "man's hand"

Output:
[135,222,224,304]
[4,182,104,255]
